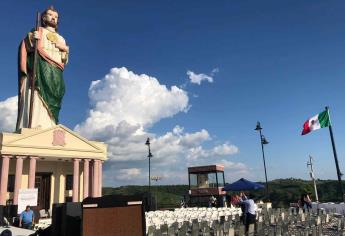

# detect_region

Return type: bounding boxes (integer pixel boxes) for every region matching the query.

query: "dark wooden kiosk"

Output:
[188,165,226,207]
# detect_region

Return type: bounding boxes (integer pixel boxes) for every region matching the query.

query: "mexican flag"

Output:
[301,110,330,135]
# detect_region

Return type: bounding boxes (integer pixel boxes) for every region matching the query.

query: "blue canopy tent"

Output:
[223,178,264,191]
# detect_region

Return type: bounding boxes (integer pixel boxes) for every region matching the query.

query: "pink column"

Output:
[98,161,103,197]
[89,161,93,197]
[72,159,80,202]
[28,156,38,188]
[83,159,90,199]
[13,156,24,205]
[0,155,10,205]
[92,160,100,197]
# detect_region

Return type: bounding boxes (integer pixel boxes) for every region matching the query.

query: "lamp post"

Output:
[255,121,269,199]
[145,138,153,196]
[151,176,162,210]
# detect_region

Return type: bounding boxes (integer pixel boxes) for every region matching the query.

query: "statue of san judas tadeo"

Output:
[16,6,69,131]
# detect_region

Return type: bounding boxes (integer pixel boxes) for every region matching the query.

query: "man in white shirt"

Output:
[239,192,257,233]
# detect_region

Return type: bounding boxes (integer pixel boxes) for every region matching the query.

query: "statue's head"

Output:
[41,6,59,30]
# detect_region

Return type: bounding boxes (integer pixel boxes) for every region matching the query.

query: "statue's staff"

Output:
[28,12,41,128]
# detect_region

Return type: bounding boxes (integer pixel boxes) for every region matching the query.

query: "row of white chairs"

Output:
[145,206,242,229]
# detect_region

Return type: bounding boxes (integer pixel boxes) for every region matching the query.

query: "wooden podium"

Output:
[82,195,146,236]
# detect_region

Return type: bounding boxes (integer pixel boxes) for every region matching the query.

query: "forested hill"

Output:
[102,179,344,208]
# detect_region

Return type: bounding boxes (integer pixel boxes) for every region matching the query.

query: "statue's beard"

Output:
[44,19,57,28]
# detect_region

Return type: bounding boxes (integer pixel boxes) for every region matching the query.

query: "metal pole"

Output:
[216,171,219,189]
[151,176,162,210]
[145,138,153,210]
[149,147,151,195]
[325,107,344,202]
[259,129,269,199]
[155,185,157,210]
[222,172,225,187]
[307,155,319,202]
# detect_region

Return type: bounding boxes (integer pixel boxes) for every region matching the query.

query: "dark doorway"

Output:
[35,173,51,210]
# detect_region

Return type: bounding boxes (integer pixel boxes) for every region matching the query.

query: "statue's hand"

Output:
[54,41,69,53]
[20,78,25,95]
[33,31,40,40]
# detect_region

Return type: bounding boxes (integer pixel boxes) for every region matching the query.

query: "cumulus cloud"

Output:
[213,143,239,156]
[179,129,210,147]
[153,127,235,162]
[116,168,141,180]
[219,159,250,175]
[0,67,247,186]
[99,126,242,185]
[75,67,189,139]
[100,123,241,185]
[187,68,219,85]
[0,96,17,132]
[186,143,239,161]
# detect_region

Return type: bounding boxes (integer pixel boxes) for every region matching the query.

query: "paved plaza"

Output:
[0,226,34,236]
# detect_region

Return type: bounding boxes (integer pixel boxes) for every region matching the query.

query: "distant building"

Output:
[188,165,226,207]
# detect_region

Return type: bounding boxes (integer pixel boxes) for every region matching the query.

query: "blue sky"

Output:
[1,1,345,186]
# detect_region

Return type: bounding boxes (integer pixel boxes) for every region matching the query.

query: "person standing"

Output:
[19,205,34,229]
[303,193,312,210]
[298,193,312,211]
[16,6,69,130]
[239,192,257,233]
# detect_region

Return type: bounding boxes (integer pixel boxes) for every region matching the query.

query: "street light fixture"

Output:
[255,121,269,199]
[151,176,162,182]
[151,176,162,210]
[145,138,153,196]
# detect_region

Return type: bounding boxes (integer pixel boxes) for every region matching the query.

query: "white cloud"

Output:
[187,71,213,85]
[70,67,243,186]
[99,124,242,185]
[219,159,251,182]
[187,143,239,161]
[100,125,242,186]
[187,68,219,85]
[0,96,17,132]
[75,67,189,139]
[220,159,249,173]
[179,129,210,147]
[213,143,239,156]
[211,68,219,76]
[172,125,184,135]
[116,168,141,180]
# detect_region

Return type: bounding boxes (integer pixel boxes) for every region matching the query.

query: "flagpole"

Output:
[325,106,344,202]
[307,155,319,202]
